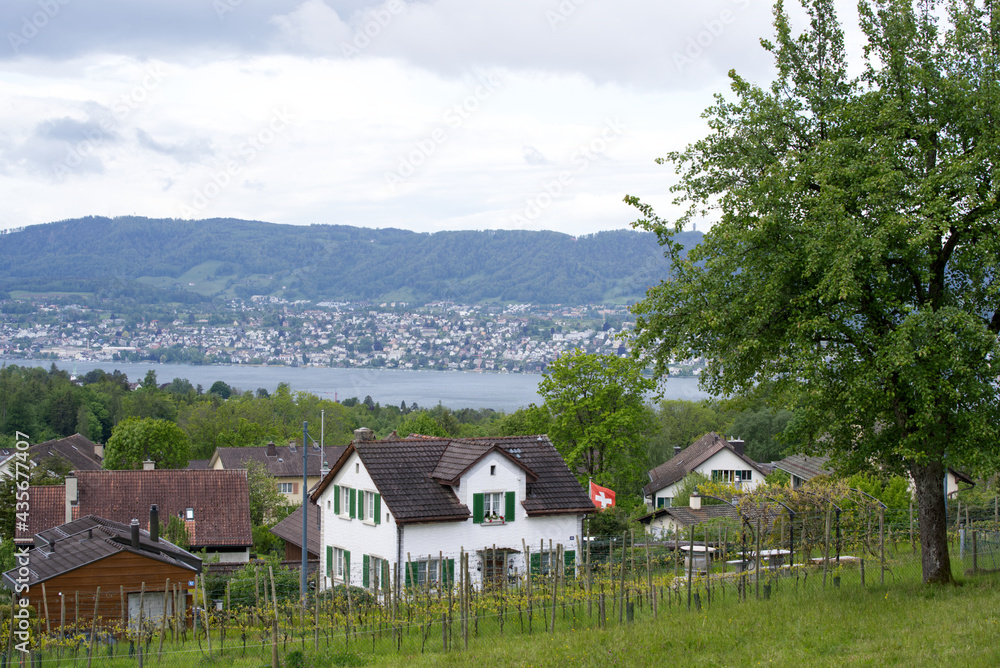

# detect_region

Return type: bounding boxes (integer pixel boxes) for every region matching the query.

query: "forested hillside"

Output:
[0,217,701,304]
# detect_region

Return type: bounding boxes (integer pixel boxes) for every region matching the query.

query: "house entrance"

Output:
[480,549,518,588]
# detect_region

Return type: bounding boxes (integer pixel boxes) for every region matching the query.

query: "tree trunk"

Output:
[911,458,955,585]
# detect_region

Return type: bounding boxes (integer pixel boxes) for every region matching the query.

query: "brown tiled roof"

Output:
[269,501,320,557]
[643,432,766,496]
[3,515,200,589]
[638,504,739,528]
[185,459,210,470]
[430,440,538,486]
[15,486,67,545]
[773,454,832,482]
[213,444,346,477]
[312,434,593,524]
[0,434,102,472]
[15,470,253,548]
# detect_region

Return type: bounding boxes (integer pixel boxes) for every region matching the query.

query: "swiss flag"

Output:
[589,481,615,510]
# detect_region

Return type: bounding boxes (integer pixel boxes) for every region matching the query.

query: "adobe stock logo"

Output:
[672,0,751,73]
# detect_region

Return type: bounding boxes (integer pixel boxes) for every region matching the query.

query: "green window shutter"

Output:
[530,552,540,575]
[374,493,381,525]
[405,561,413,588]
[564,549,576,575]
[363,554,370,588]
[344,550,351,584]
[445,558,455,586]
[326,546,333,577]
[472,493,484,524]
[333,485,340,514]
[505,491,516,522]
[350,488,357,519]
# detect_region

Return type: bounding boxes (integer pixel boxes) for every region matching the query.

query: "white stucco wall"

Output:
[317,450,586,591]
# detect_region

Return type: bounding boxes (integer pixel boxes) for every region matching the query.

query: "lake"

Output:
[4,360,710,412]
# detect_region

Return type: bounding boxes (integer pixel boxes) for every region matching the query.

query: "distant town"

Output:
[1,298,706,375]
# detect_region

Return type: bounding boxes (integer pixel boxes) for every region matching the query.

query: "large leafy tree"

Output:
[104,417,191,469]
[626,0,1000,584]
[538,350,658,496]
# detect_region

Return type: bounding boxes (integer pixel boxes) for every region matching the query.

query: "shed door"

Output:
[128,592,173,628]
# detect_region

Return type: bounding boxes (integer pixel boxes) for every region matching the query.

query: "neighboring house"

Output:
[1,508,200,627]
[311,431,594,592]
[209,441,347,505]
[0,433,103,478]
[773,453,975,498]
[14,469,253,562]
[643,433,766,510]
[269,500,320,562]
[638,503,740,536]
[772,454,835,490]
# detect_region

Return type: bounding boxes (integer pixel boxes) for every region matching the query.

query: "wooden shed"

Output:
[2,508,201,629]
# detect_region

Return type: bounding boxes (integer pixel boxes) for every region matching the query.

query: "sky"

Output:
[0,0,862,236]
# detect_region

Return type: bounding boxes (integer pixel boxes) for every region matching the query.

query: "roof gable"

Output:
[313,434,592,523]
[643,432,766,496]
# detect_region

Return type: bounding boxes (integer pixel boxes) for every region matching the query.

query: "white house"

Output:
[643,432,767,510]
[311,431,593,592]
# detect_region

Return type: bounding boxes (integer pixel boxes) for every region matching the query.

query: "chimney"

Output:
[142,459,155,471]
[288,439,296,452]
[673,446,682,458]
[729,438,745,457]
[65,473,78,524]
[354,427,375,442]
[93,443,104,459]
[266,441,277,457]
[130,519,140,549]
[150,505,159,543]
[690,494,702,511]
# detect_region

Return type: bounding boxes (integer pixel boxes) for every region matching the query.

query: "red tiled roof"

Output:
[15,486,66,544]
[17,470,253,548]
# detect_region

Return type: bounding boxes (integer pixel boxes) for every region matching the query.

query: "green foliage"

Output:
[647,400,732,466]
[245,460,291,525]
[670,472,718,508]
[209,381,232,399]
[160,515,190,550]
[728,408,794,463]
[626,0,1000,583]
[848,472,912,510]
[104,417,191,469]
[538,350,658,496]
[252,524,282,557]
[585,506,638,537]
[765,468,792,488]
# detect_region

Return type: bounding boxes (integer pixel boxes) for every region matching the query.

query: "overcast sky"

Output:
[0,0,862,236]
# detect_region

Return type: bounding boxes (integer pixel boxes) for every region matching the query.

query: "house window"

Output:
[473,491,515,524]
[185,508,194,520]
[490,465,496,476]
[365,555,385,591]
[277,482,293,494]
[657,497,671,508]
[483,491,504,520]
[711,470,753,484]
[404,558,454,587]
[333,547,350,582]
[363,491,374,522]
[342,486,352,517]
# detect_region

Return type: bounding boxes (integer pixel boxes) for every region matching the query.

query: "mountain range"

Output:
[0,217,702,305]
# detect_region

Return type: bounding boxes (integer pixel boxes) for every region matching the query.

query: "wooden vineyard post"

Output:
[755,517,762,600]
[879,507,885,586]
[687,524,694,610]
[268,566,279,668]
[619,533,627,624]
[74,591,79,633]
[586,531,592,619]
[910,502,915,550]
[137,582,145,652]
[60,591,65,645]
[87,587,100,668]
[823,507,832,588]
[521,540,532,634]
[158,579,170,662]
[549,544,560,634]
[314,571,321,652]
[200,574,212,657]
[645,536,654,618]
[120,586,126,634]
[41,583,50,636]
